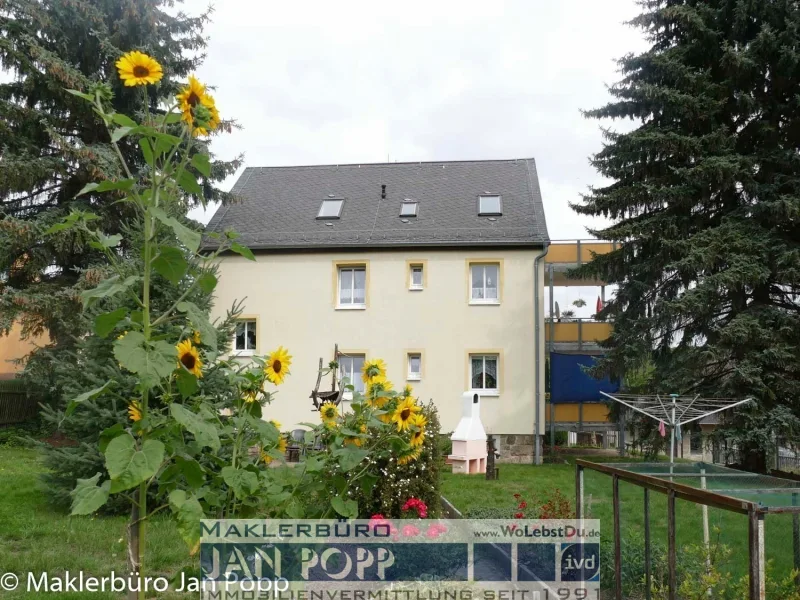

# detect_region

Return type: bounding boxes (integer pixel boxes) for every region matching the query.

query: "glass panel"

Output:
[409,355,421,376]
[400,202,418,216]
[485,357,498,389]
[485,265,499,299]
[246,321,256,350]
[471,357,484,389]
[339,268,353,304]
[235,322,246,350]
[353,356,365,393]
[479,195,501,214]
[471,265,484,299]
[411,267,423,287]
[318,199,343,218]
[353,268,366,304]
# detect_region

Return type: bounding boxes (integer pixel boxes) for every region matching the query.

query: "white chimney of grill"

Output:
[448,392,488,474]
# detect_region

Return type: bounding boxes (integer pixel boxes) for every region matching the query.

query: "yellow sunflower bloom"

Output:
[344,423,368,447]
[391,397,421,432]
[176,75,221,136]
[270,419,282,430]
[260,436,287,466]
[243,391,257,404]
[397,446,422,465]
[361,358,387,383]
[320,401,338,425]
[402,384,414,399]
[366,375,393,408]
[176,339,202,378]
[265,346,292,385]
[192,330,201,345]
[409,414,427,447]
[128,401,142,422]
[115,51,163,86]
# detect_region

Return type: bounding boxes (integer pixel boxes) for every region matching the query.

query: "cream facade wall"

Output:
[211,248,546,436]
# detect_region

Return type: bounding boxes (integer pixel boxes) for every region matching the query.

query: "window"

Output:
[409,264,424,289]
[407,353,422,380]
[470,263,500,303]
[478,195,502,216]
[234,319,257,352]
[338,266,366,307]
[339,355,365,394]
[317,198,344,219]
[400,201,418,217]
[470,354,498,391]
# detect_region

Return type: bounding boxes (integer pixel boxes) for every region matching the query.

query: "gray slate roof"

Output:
[205,159,549,250]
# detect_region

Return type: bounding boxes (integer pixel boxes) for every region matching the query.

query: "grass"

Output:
[441,455,798,582]
[0,447,192,599]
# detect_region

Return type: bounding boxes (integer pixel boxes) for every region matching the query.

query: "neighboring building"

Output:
[206,159,550,462]
[0,321,48,380]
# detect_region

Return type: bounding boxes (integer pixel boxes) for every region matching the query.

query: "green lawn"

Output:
[0,447,192,599]
[441,456,797,583]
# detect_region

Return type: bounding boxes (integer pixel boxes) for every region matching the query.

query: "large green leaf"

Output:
[331,495,358,518]
[230,242,255,261]
[104,434,165,493]
[169,490,205,554]
[81,275,140,308]
[111,126,134,143]
[113,332,175,389]
[70,473,111,515]
[197,271,217,294]
[175,457,205,489]
[64,381,112,419]
[170,403,220,451]
[139,138,154,165]
[190,153,211,178]
[248,416,279,445]
[152,245,188,285]
[176,301,217,350]
[175,369,199,399]
[94,308,128,338]
[334,447,368,472]
[112,113,138,128]
[221,466,259,500]
[178,170,202,197]
[151,206,201,253]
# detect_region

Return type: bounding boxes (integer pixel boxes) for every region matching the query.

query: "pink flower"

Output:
[402,524,420,537]
[426,523,448,538]
[401,497,428,519]
[514,512,524,519]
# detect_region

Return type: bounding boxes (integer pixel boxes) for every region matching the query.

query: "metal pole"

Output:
[793,493,800,586]
[748,508,765,600]
[701,467,711,597]
[644,488,651,600]
[668,489,676,600]
[533,243,549,466]
[670,395,677,480]
[613,474,622,600]
[550,402,555,457]
[575,465,584,520]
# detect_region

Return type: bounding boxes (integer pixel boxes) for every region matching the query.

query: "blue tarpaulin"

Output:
[550,352,619,403]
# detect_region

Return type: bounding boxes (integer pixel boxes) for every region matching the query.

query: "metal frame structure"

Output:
[576,460,800,600]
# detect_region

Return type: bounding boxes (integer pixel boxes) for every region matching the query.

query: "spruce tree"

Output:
[0,0,240,345]
[575,0,800,471]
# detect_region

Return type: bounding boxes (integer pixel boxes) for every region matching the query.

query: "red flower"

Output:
[370,514,385,520]
[401,497,428,519]
[513,493,521,499]
[514,512,524,519]
[402,524,420,537]
[518,501,528,509]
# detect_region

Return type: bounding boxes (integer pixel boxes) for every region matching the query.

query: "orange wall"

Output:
[0,322,48,375]
[546,242,615,264]
[546,402,611,423]
[545,321,613,343]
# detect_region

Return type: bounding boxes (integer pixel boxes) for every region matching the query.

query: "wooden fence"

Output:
[0,379,39,425]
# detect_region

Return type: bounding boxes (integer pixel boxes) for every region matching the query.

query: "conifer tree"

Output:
[0,0,240,344]
[575,0,800,471]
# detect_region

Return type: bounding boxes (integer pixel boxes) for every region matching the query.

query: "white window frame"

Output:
[233,319,257,355]
[469,263,500,304]
[337,266,367,309]
[478,194,502,216]
[409,264,424,290]
[407,353,422,381]
[339,354,366,399]
[317,198,344,219]
[470,354,499,394]
[400,201,418,217]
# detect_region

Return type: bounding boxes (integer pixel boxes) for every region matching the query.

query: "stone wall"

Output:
[496,434,535,463]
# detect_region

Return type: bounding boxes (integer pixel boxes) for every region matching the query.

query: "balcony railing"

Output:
[545,318,612,349]
[545,239,618,265]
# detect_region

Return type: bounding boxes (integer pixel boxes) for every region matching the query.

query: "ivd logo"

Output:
[559,543,600,582]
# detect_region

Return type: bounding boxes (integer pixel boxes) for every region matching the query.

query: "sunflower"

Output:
[176,75,220,136]
[176,339,202,377]
[361,358,387,383]
[391,397,421,432]
[243,391,257,404]
[265,346,292,385]
[344,423,368,447]
[116,51,163,86]
[270,419,282,430]
[401,384,414,399]
[397,446,422,465]
[128,401,142,422]
[192,330,201,345]
[409,414,427,447]
[366,375,393,408]
[320,401,338,425]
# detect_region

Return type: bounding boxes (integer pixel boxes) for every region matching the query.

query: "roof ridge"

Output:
[243,158,536,170]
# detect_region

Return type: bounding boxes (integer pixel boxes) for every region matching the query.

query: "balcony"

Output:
[545,239,617,286]
[545,318,612,353]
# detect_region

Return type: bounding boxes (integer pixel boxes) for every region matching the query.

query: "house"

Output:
[205,159,550,463]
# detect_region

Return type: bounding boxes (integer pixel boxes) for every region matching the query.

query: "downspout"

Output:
[533,241,550,465]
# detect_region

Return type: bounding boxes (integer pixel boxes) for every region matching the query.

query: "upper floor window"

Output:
[409,264,424,290]
[234,319,257,353]
[339,354,366,394]
[478,195,502,216]
[338,266,366,308]
[317,198,344,219]
[400,201,418,217]
[470,354,498,392]
[407,352,422,381]
[470,263,500,303]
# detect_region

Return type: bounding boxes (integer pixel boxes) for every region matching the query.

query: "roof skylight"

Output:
[400,201,418,217]
[317,198,344,219]
[478,195,502,216]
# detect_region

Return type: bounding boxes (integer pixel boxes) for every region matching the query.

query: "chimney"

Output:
[381,184,386,200]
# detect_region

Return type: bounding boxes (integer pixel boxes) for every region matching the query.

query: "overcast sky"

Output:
[182,0,646,246]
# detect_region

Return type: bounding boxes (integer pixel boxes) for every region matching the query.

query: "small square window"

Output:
[338,266,366,307]
[470,263,500,303]
[400,202,418,217]
[407,353,422,380]
[339,355,366,395]
[409,264,424,289]
[470,354,498,392]
[318,198,344,219]
[234,319,257,352]
[478,195,502,216]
